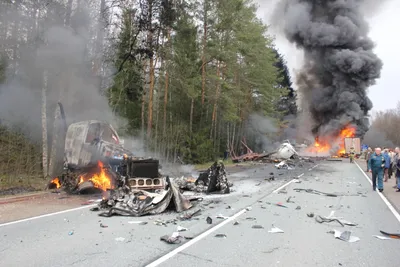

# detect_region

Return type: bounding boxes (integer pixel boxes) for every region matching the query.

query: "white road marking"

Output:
[146,169,313,267]
[273,177,300,193]
[0,204,97,227]
[354,161,400,223]
[145,208,247,267]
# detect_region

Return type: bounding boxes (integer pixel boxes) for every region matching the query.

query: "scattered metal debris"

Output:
[206,217,212,224]
[315,212,357,227]
[100,223,108,228]
[246,207,252,211]
[286,197,294,203]
[96,181,192,217]
[293,188,338,197]
[178,209,201,221]
[275,203,288,208]
[175,161,231,194]
[268,226,284,233]
[307,212,314,218]
[296,206,301,210]
[215,234,227,238]
[160,232,182,244]
[68,231,74,236]
[177,226,188,232]
[216,214,229,219]
[252,225,264,229]
[127,221,147,225]
[233,221,239,225]
[373,235,393,240]
[115,237,125,242]
[263,247,279,254]
[379,230,400,239]
[330,230,360,243]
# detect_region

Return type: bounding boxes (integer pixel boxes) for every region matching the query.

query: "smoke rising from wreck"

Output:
[245,114,280,152]
[0,4,122,141]
[273,0,383,141]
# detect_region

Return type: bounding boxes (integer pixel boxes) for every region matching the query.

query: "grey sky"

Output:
[256,0,399,112]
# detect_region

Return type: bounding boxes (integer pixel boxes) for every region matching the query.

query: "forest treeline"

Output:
[0,0,296,183]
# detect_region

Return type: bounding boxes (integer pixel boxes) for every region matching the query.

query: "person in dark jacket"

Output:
[369,147,389,192]
[366,147,372,172]
[394,147,400,189]
[383,148,391,182]
[395,149,400,192]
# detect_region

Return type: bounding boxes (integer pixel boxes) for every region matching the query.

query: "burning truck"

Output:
[47,104,230,216]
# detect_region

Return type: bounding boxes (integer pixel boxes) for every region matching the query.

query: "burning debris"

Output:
[274,0,383,149]
[48,160,118,194]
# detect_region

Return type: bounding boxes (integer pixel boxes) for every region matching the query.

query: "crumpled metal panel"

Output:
[97,182,192,217]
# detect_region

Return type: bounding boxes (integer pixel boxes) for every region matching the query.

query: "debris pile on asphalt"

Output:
[175,161,231,194]
[229,140,315,170]
[92,181,192,217]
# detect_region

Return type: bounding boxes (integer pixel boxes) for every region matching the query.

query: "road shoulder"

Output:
[355,159,400,213]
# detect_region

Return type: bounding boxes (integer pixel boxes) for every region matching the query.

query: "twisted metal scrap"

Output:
[315,215,344,227]
[293,188,338,197]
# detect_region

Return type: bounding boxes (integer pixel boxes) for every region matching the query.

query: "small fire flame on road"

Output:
[307,126,356,156]
[50,177,61,188]
[78,161,114,191]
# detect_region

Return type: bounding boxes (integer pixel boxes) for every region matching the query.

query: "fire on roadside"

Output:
[78,161,114,191]
[50,177,61,188]
[307,126,356,156]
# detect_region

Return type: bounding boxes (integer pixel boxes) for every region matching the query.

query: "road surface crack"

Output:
[69,258,87,266]
[179,252,240,266]
[263,247,279,254]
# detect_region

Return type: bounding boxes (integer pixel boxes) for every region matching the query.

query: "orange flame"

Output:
[78,161,113,191]
[307,126,356,155]
[50,177,61,188]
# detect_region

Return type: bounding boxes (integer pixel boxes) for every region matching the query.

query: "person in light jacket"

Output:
[369,147,389,192]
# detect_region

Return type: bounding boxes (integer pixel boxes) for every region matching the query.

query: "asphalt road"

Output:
[1,160,399,267]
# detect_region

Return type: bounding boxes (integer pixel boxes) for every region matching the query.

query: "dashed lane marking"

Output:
[145,168,314,267]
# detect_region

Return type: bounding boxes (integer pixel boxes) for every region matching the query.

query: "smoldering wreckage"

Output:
[48,117,305,218]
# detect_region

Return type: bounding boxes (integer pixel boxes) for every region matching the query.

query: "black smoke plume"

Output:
[273,0,383,141]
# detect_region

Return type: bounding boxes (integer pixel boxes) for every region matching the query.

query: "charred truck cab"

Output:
[50,118,165,194]
[64,120,130,169]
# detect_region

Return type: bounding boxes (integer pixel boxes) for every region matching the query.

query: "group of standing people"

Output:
[366,147,400,192]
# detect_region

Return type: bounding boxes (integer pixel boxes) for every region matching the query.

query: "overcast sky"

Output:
[256,0,399,112]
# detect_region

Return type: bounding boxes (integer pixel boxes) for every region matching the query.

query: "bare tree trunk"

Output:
[201,0,208,105]
[64,0,74,26]
[147,56,155,139]
[163,29,171,137]
[93,0,106,87]
[141,60,148,137]
[141,92,146,136]
[190,98,194,134]
[146,0,154,139]
[41,71,49,178]
[210,61,220,138]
